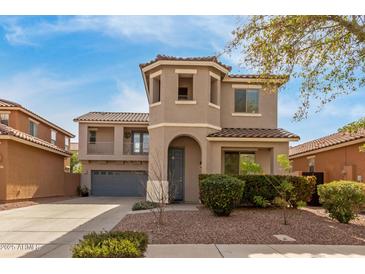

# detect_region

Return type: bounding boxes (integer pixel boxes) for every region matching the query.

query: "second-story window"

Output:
[0,113,9,126]
[178,74,193,100]
[89,130,96,144]
[29,120,38,137]
[51,130,57,145]
[132,132,149,154]
[210,76,219,105]
[65,137,70,151]
[234,89,259,113]
[152,76,161,103]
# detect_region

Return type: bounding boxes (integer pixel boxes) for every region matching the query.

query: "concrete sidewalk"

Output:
[146,244,365,258]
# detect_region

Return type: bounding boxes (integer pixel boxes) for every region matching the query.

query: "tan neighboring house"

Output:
[74,55,299,202]
[290,130,365,183]
[0,99,77,201]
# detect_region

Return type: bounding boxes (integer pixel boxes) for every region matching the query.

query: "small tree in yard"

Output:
[241,160,263,175]
[269,154,305,225]
[137,151,175,227]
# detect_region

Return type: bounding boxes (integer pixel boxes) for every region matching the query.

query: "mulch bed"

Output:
[114,206,365,245]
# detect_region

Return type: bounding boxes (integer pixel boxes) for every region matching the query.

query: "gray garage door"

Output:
[91,170,147,197]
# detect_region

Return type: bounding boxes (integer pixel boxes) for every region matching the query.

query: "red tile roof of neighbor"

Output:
[73,112,149,123]
[207,128,300,139]
[0,124,71,155]
[289,129,365,157]
[0,98,75,137]
[0,98,21,107]
[140,54,232,71]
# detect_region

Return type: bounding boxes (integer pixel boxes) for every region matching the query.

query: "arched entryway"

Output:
[168,135,202,203]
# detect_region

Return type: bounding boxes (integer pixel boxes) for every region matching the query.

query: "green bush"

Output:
[72,231,148,258]
[199,174,245,216]
[253,195,270,208]
[199,174,316,208]
[132,201,157,211]
[318,180,365,224]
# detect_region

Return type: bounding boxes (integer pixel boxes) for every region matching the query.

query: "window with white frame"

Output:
[29,120,38,137]
[51,130,57,145]
[0,113,9,126]
[65,137,70,150]
[308,156,315,172]
[234,89,259,113]
[132,132,149,154]
[152,76,161,103]
[210,76,219,105]
[178,74,193,100]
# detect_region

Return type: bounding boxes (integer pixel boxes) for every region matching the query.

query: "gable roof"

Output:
[207,128,299,140]
[289,130,365,157]
[0,123,70,156]
[0,99,21,107]
[140,54,232,72]
[74,112,149,123]
[0,98,75,138]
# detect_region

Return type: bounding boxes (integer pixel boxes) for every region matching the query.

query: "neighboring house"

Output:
[70,142,79,154]
[290,130,365,183]
[74,55,299,202]
[0,99,76,201]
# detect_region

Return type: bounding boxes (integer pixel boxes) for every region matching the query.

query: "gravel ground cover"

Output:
[114,206,365,245]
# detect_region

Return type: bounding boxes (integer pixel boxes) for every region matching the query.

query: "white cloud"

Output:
[0,16,238,49]
[0,67,90,101]
[110,80,149,112]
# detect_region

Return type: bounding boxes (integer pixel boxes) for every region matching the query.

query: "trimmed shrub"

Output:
[200,174,244,216]
[199,174,316,207]
[132,201,157,211]
[318,180,365,224]
[72,231,148,258]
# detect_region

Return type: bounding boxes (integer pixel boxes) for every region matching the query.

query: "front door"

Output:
[168,147,184,201]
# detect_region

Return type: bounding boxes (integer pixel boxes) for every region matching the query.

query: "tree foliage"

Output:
[226,16,365,120]
[70,152,82,173]
[338,117,365,152]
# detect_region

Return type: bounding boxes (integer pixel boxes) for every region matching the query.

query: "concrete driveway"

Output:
[0,197,139,258]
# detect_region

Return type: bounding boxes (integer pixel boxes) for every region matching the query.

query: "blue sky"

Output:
[0,16,364,143]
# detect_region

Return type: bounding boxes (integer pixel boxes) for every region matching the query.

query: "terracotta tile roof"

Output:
[0,98,74,137]
[207,128,299,139]
[140,54,232,71]
[73,112,149,123]
[227,74,289,80]
[0,99,21,107]
[0,124,70,155]
[289,130,365,157]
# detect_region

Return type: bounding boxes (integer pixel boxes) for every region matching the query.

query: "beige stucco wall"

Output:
[207,140,289,175]
[8,109,70,150]
[78,123,148,162]
[148,65,222,127]
[220,83,278,128]
[1,139,66,201]
[0,139,8,201]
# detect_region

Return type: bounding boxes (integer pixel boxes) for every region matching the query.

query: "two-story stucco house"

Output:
[74,55,299,203]
[0,99,75,201]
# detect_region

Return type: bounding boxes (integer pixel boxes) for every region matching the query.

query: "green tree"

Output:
[338,117,365,152]
[70,152,83,174]
[240,160,263,175]
[226,16,365,120]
